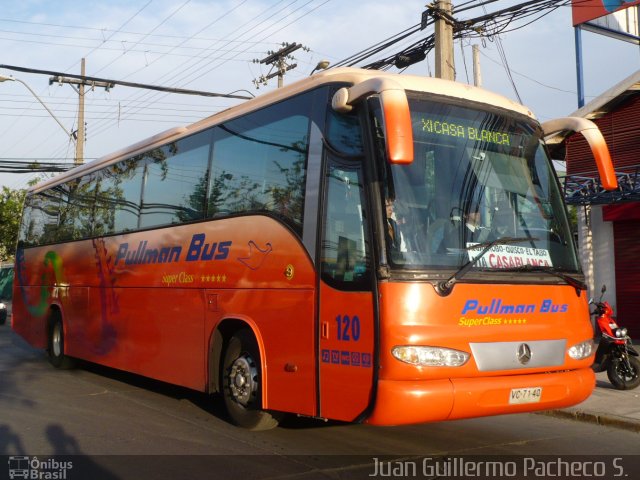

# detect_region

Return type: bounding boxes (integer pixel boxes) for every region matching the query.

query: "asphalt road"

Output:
[1,324,639,479]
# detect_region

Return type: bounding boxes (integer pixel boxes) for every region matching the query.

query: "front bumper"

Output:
[365,367,595,426]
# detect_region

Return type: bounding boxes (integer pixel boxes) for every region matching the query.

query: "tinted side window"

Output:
[326,109,364,156]
[91,175,113,237]
[139,131,211,229]
[54,176,97,241]
[93,158,143,236]
[209,95,310,234]
[19,189,61,246]
[320,158,371,290]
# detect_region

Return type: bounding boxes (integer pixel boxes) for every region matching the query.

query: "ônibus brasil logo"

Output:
[8,456,73,479]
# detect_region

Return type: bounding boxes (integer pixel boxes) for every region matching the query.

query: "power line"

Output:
[0,64,253,99]
[480,3,522,104]
[0,159,78,173]
[0,25,278,49]
[0,33,263,61]
[0,1,257,162]
[0,0,331,166]
[82,0,297,139]
[64,0,153,73]
[92,0,192,77]
[87,0,327,140]
[332,0,572,72]
[478,49,577,95]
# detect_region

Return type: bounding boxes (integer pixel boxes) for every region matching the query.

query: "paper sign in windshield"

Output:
[467,243,553,269]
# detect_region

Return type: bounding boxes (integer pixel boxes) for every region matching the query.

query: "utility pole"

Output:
[49,58,113,164]
[433,0,455,81]
[253,43,308,89]
[472,44,482,87]
[77,58,85,165]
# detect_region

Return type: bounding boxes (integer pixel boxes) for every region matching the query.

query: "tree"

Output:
[0,186,26,261]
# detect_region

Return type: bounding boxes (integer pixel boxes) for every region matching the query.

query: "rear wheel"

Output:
[48,314,74,369]
[607,355,640,390]
[222,329,280,430]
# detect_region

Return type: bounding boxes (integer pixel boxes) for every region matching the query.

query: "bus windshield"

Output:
[381,93,578,273]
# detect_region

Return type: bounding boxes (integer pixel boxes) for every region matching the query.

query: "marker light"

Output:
[568,339,594,360]
[392,346,470,367]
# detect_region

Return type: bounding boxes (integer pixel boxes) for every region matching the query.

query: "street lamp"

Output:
[310,60,330,76]
[0,74,75,143]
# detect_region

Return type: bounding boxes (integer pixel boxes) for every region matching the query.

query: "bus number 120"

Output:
[336,315,361,342]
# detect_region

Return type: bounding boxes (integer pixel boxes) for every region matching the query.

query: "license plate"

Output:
[509,387,542,405]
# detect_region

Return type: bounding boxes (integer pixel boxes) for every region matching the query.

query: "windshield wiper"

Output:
[435,236,537,297]
[499,264,586,293]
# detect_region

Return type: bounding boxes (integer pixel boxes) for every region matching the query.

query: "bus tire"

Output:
[48,314,74,369]
[222,329,280,431]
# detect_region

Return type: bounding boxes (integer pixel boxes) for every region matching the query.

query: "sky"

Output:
[0,0,638,191]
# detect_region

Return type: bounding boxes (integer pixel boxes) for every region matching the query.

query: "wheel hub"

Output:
[228,354,258,406]
[52,324,62,357]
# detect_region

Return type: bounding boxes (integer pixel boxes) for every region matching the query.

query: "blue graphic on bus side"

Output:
[351,352,361,367]
[237,240,273,270]
[321,349,330,363]
[115,233,231,266]
[322,349,371,368]
[331,350,340,364]
[341,351,350,365]
[362,353,372,368]
[461,298,568,315]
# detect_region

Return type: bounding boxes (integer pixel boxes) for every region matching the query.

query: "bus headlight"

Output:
[392,346,470,367]
[568,339,594,360]
[0,302,6,311]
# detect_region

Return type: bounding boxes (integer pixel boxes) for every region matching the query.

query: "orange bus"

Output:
[12,68,617,430]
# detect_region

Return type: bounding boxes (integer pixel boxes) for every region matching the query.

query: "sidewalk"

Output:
[540,371,640,432]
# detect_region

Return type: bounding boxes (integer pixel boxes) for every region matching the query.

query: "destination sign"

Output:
[466,243,553,269]
[420,117,511,146]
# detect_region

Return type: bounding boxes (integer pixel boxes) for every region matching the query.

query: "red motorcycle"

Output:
[591,285,640,390]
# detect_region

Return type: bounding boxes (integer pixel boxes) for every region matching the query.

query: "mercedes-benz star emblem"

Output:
[517,343,532,365]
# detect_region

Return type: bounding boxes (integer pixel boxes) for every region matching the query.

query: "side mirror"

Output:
[541,117,617,191]
[332,77,414,164]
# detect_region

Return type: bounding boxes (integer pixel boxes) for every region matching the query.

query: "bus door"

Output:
[318,155,376,422]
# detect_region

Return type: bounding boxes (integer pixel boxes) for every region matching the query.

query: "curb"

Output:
[538,408,640,433]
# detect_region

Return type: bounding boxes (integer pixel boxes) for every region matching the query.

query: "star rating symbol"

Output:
[505,318,527,325]
[200,273,227,283]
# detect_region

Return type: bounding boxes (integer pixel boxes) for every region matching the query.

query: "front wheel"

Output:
[222,329,280,430]
[607,355,640,390]
[48,315,74,369]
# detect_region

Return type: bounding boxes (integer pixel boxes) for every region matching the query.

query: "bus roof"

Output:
[29,67,535,194]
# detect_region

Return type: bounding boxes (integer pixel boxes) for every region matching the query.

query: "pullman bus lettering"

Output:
[186,234,231,262]
[462,299,569,315]
[115,234,231,266]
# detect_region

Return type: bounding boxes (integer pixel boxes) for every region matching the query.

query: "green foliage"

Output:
[0,186,26,261]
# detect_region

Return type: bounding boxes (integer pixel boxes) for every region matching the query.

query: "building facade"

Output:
[558,71,640,332]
